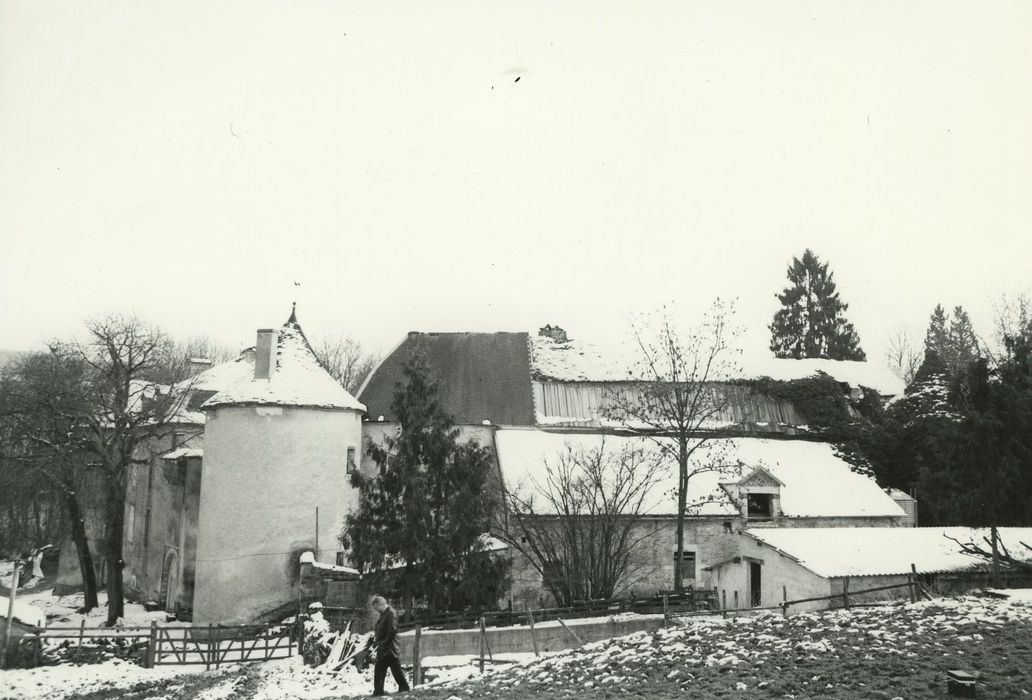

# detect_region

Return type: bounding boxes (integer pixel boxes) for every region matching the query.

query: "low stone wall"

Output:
[398,614,666,659]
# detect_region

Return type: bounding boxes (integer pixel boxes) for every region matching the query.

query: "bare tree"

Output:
[501,440,669,606]
[73,315,193,625]
[313,335,380,394]
[603,300,743,592]
[885,327,921,386]
[944,530,1032,573]
[178,335,238,365]
[0,347,99,610]
[992,292,1032,358]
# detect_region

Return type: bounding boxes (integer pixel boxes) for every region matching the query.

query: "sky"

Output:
[2,1,1030,366]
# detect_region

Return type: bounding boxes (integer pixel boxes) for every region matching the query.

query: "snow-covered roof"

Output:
[494,430,903,518]
[529,335,904,396]
[748,527,1032,578]
[299,551,361,576]
[160,447,203,460]
[203,319,365,412]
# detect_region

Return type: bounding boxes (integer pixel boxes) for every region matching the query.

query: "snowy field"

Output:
[4,591,1032,699]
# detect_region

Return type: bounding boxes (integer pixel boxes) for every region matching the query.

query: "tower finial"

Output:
[287,302,298,325]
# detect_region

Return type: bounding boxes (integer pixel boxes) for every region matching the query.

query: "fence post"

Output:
[733,590,739,610]
[909,563,918,603]
[712,587,719,611]
[478,617,486,674]
[843,577,851,610]
[782,586,788,617]
[662,594,669,628]
[527,610,539,656]
[1,565,20,670]
[77,619,86,663]
[991,527,1000,588]
[413,625,422,686]
[556,618,584,648]
[263,623,269,662]
[721,590,727,618]
[206,624,213,671]
[146,620,157,668]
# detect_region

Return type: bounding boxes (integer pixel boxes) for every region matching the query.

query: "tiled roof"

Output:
[358,332,535,425]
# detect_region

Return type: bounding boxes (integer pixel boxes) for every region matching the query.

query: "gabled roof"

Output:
[748,527,1032,578]
[358,332,535,425]
[732,466,786,488]
[494,430,904,518]
[202,313,364,411]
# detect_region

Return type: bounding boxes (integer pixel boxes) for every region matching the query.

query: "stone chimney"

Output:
[187,358,213,377]
[254,329,277,380]
[538,324,568,343]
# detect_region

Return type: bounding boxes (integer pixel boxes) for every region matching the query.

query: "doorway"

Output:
[749,562,762,607]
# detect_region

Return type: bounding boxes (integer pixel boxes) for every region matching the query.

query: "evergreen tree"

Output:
[922,304,981,379]
[342,352,509,614]
[769,249,866,361]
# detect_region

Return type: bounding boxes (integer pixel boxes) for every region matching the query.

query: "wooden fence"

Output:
[666,571,929,624]
[398,589,716,632]
[35,620,299,669]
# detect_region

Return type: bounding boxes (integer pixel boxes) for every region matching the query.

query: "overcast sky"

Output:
[2,1,1030,365]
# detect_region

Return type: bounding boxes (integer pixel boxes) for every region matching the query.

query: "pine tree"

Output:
[922,304,981,378]
[342,352,509,614]
[769,249,866,360]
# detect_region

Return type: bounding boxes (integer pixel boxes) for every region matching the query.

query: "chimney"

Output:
[187,357,212,377]
[254,329,277,379]
[538,324,568,344]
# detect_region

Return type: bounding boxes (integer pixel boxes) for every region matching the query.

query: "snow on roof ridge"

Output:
[529,334,904,395]
[203,319,365,412]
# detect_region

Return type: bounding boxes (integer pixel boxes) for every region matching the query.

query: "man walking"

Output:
[371,595,410,696]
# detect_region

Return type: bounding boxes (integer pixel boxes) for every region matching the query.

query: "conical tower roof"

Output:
[203,307,365,411]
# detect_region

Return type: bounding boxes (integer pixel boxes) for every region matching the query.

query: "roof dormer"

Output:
[721,466,785,523]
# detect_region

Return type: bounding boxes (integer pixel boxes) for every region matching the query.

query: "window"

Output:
[747,493,774,519]
[674,550,696,580]
[346,447,357,474]
[127,504,136,544]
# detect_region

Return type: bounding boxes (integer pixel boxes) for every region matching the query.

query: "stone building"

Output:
[58,318,916,621]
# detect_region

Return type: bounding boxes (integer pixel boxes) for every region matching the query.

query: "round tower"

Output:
[192,307,365,623]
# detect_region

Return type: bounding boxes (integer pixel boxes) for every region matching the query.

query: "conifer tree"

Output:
[343,352,509,614]
[769,249,866,360]
[922,304,981,378]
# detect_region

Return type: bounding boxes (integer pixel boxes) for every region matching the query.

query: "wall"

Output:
[191,405,362,624]
[533,381,806,429]
[398,614,667,659]
[121,428,203,613]
[709,536,831,613]
[507,517,744,608]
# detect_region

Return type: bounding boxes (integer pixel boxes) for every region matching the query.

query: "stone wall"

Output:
[192,404,363,624]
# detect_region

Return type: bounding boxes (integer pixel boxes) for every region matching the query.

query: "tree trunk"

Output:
[674,439,688,593]
[64,489,99,612]
[104,474,127,626]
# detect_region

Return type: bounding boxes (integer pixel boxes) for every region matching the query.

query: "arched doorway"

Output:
[160,550,180,614]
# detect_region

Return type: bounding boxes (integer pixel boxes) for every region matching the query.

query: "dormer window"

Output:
[747,493,774,519]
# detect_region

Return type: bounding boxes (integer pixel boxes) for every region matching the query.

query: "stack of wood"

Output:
[318,623,373,674]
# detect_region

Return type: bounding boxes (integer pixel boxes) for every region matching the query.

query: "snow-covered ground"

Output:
[987,588,1032,602]
[14,586,178,629]
[5,592,1032,698]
